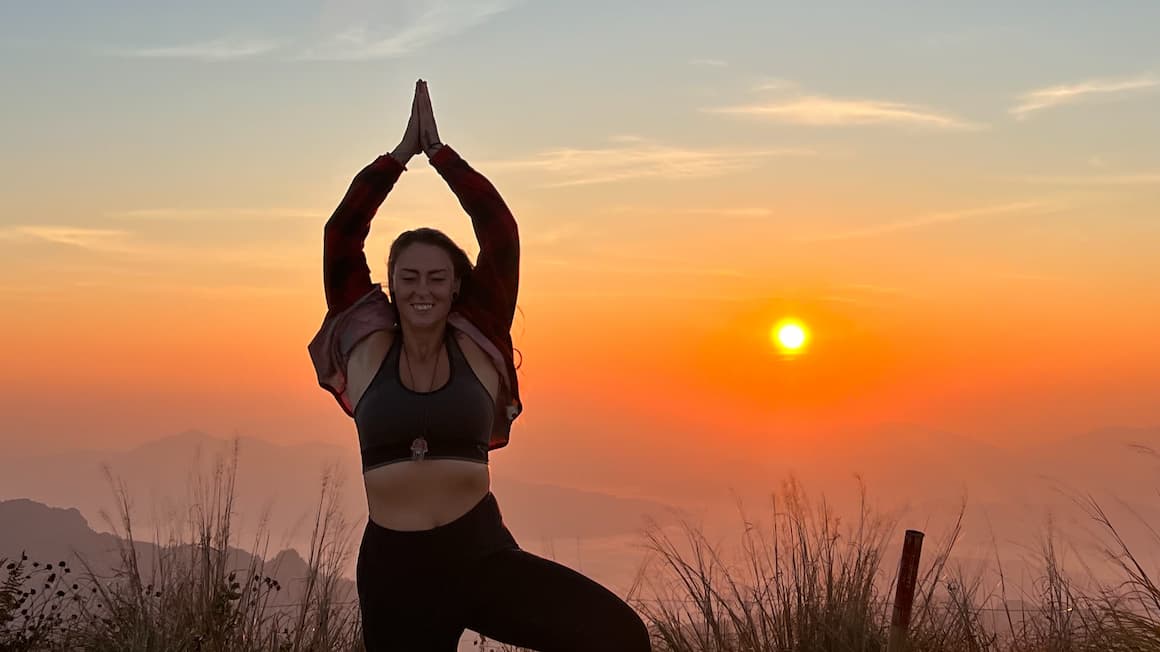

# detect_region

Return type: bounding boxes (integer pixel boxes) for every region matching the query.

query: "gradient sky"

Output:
[1,1,1158,466]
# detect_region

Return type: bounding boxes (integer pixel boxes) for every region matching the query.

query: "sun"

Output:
[771,319,809,355]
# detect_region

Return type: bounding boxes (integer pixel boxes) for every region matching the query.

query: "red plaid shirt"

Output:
[307,145,523,450]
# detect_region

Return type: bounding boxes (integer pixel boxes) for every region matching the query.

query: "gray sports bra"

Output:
[354,331,494,471]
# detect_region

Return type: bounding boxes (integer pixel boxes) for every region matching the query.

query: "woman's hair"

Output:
[386,227,474,303]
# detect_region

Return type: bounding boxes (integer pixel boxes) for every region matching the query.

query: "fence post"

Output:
[887,529,924,652]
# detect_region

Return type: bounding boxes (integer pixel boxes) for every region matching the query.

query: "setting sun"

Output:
[772,319,809,355]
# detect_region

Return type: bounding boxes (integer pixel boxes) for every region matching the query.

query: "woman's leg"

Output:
[356,525,467,651]
[457,548,651,652]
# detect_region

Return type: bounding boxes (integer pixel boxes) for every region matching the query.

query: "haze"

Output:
[2,2,1159,629]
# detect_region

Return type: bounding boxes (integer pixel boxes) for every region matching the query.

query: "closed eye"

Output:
[399,275,447,282]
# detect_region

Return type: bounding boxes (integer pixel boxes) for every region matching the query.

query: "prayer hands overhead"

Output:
[416,79,443,157]
[391,80,423,165]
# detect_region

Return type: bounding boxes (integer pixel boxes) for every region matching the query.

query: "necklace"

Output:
[402,335,443,462]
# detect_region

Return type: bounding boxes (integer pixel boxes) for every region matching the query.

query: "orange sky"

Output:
[2,1,1159,470]
[3,237,1158,462]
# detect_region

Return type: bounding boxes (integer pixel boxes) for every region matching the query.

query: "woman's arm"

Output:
[429,146,520,330]
[322,82,423,314]
[416,81,520,330]
[322,156,405,314]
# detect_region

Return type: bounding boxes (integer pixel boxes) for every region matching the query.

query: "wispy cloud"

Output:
[1010,75,1158,119]
[11,275,300,298]
[584,244,749,277]
[524,222,591,246]
[704,94,982,130]
[992,271,1062,282]
[486,137,816,187]
[819,282,920,306]
[605,204,773,219]
[918,25,1019,49]
[679,207,772,219]
[839,283,912,297]
[112,38,278,61]
[797,200,1061,242]
[535,244,753,279]
[690,58,727,67]
[0,226,139,254]
[112,281,300,298]
[750,78,797,92]
[542,256,748,278]
[1018,172,1160,185]
[294,0,519,61]
[105,208,323,221]
[0,225,311,270]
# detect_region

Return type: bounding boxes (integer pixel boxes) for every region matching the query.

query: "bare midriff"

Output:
[363,460,491,531]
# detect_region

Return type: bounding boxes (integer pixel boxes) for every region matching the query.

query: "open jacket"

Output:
[307,145,523,450]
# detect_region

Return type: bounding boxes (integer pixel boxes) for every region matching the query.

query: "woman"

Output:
[308,80,652,651]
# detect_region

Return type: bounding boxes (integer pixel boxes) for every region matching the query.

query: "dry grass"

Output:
[6,445,1160,651]
[1,436,363,652]
[629,475,1160,652]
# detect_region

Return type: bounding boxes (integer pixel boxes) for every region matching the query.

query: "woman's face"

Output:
[392,242,460,329]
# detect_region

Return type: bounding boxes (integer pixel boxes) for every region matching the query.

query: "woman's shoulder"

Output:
[451,327,482,354]
[307,284,398,416]
[450,316,490,353]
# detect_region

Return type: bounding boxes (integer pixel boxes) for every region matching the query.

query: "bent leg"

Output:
[458,548,651,652]
[357,539,466,651]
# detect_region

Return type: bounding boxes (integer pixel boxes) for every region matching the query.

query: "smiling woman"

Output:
[307,79,651,651]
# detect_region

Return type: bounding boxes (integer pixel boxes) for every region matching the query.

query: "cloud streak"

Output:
[1018,172,1160,185]
[542,257,747,278]
[678,207,772,219]
[1011,75,1158,119]
[797,200,1061,242]
[294,0,519,61]
[0,225,310,270]
[0,226,138,254]
[704,94,981,130]
[113,38,278,61]
[839,283,912,297]
[605,204,773,220]
[486,138,817,187]
[105,208,324,221]
[750,78,797,92]
[524,222,592,246]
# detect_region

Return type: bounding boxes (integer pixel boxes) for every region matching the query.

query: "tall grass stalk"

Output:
[2,435,364,652]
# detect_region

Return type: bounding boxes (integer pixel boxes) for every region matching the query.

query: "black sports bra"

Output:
[353,331,494,471]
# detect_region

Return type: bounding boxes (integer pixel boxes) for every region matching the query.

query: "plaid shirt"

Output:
[307,145,523,450]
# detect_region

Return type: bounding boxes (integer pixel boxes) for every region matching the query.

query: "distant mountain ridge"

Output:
[0,429,680,546]
[5,424,1160,607]
[0,497,343,610]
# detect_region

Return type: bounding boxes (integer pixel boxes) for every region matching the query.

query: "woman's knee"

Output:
[620,607,652,651]
[578,601,651,651]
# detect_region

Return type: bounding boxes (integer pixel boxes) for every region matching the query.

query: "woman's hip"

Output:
[357,491,518,582]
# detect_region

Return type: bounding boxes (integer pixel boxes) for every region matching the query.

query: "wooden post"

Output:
[887,529,924,652]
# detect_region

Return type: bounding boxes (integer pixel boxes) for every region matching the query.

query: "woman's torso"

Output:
[346,327,501,531]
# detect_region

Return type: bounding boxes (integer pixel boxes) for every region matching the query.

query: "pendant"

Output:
[410,436,428,461]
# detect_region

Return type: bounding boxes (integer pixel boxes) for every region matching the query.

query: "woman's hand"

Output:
[416,79,443,157]
[390,80,423,166]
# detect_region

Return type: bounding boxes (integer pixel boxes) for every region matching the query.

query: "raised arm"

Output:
[322,156,405,314]
[416,81,520,331]
[322,82,424,314]
[430,147,520,330]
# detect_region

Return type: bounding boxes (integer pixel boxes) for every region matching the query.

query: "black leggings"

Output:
[356,491,652,651]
